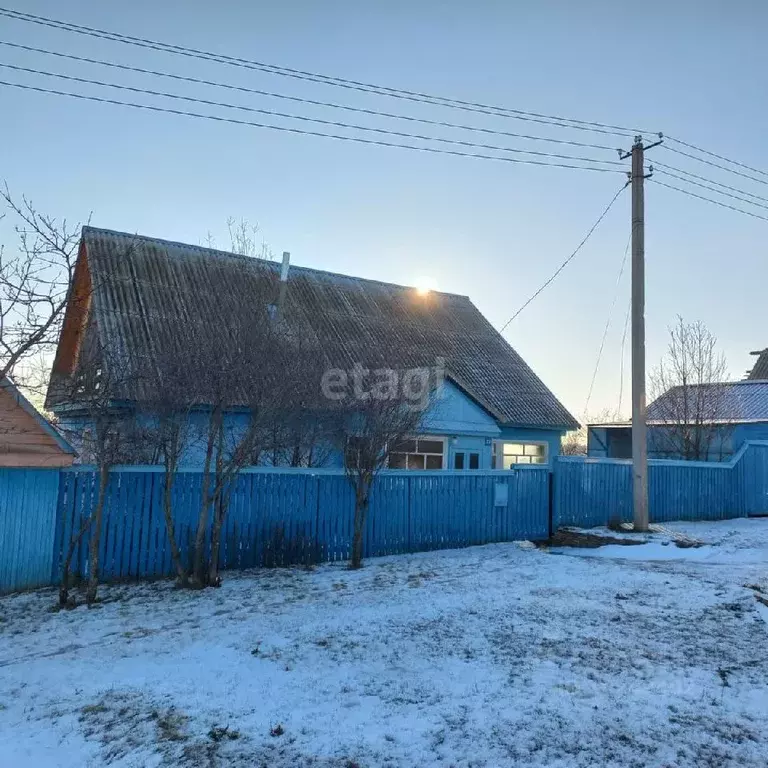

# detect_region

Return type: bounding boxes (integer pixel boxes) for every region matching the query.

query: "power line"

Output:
[0,5,651,138]
[0,40,623,154]
[584,228,631,417]
[666,135,768,180]
[649,178,768,222]
[0,78,629,173]
[651,159,768,206]
[0,62,626,167]
[617,295,631,417]
[662,144,768,187]
[654,168,768,212]
[498,182,629,334]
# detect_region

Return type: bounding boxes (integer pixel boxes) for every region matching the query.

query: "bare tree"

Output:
[141,339,199,586]
[58,342,146,606]
[188,286,290,588]
[203,218,274,260]
[0,184,82,388]
[649,316,732,461]
[329,364,433,569]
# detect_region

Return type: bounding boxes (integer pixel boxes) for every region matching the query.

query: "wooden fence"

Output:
[1,443,767,593]
[47,467,549,589]
[553,441,768,528]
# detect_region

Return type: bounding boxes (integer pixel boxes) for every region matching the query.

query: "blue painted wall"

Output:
[55,380,567,470]
[588,422,768,462]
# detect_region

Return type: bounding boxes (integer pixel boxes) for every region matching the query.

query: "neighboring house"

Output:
[46,226,577,469]
[0,378,75,467]
[747,348,768,380]
[588,380,768,461]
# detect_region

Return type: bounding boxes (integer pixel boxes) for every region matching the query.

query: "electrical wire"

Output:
[0,62,626,167]
[662,145,768,187]
[0,6,652,138]
[649,178,768,222]
[651,159,768,206]
[498,182,629,333]
[654,168,768,212]
[617,296,631,417]
[584,228,631,417]
[0,78,630,173]
[666,135,768,180]
[0,40,624,154]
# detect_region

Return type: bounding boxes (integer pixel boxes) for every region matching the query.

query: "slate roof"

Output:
[49,226,578,430]
[647,380,768,423]
[747,349,768,380]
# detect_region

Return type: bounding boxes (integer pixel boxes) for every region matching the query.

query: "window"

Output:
[492,441,547,468]
[388,438,445,470]
[454,451,480,470]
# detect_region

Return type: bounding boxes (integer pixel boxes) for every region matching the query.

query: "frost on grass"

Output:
[0,518,767,767]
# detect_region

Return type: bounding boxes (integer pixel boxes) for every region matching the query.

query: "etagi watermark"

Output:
[320,358,445,411]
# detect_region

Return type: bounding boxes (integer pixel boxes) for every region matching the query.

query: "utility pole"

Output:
[620,134,662,531]
[630,137,648,531]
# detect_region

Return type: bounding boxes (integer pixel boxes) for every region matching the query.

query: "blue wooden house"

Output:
[46,227,578,469]
[588,379,768,461]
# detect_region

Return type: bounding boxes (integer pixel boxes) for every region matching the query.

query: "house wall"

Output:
[588,422,768,462]
[0,388,74,467]
[55,380,566,469]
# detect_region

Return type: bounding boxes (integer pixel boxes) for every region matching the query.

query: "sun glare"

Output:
[414,276,438,296]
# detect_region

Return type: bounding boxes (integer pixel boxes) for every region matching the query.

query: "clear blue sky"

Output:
[1,0,766,420]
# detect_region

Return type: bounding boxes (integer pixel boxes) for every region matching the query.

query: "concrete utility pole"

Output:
[630,137,649,531]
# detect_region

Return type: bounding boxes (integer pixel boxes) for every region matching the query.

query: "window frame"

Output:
[492,440,549,469]
[387,435,447,470]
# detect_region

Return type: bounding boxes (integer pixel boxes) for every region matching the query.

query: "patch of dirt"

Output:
[541,529,648,548]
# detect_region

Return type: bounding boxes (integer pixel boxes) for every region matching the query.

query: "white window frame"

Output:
[492,440,549,468]
[387,435,446,470]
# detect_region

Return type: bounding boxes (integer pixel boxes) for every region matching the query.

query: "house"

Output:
[588,380,768,461]
[0,378,75,467]
[46,226,578,469]
[747,348,768,380]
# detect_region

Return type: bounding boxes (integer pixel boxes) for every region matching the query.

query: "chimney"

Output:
[280,251,290,282]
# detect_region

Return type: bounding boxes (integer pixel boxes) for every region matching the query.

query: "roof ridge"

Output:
[81,225,470,299]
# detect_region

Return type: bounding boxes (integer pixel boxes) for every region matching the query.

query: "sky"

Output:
[1,0,767,421]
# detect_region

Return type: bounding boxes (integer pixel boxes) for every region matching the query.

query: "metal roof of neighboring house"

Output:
[646,380,768,424]
[1,377,76,454]
[747,349,768,380]
[48,226,578,430]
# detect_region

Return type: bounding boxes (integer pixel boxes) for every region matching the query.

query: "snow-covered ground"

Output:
[1,518,767,768]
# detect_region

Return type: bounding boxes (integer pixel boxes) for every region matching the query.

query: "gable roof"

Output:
[1,377,76,455]
[647,380,768,424]
[48,226,578,430]
[747,349,768,380]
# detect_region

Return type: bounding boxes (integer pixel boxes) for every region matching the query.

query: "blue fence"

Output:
[2,444,768,593]
[553,441,768,528]
[50,466,549,587]
[0,468,60,593]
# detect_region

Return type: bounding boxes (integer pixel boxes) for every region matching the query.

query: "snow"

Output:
[1,518,767,767]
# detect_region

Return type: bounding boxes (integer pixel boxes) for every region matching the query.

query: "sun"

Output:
[414,276,438,296]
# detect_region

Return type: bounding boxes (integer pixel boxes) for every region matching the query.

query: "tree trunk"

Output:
[207,493,224,586]
[207,424,228,586]
[350,483,369,570]
[85,462,110,605]
[162,467,187,586]
[59,514,93,606]
[192,409,220,586]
